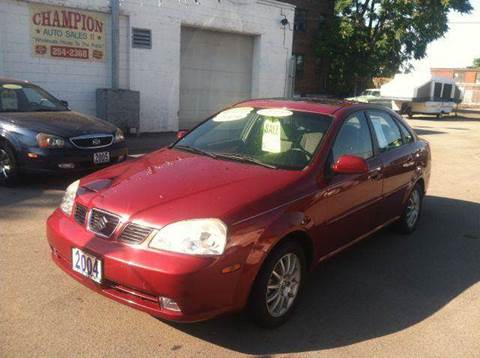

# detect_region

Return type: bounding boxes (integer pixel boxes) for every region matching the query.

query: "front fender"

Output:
[231,206,313,310]
[0,126,21,150]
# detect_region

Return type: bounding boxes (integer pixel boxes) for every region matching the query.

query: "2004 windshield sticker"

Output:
[29,3,106,62]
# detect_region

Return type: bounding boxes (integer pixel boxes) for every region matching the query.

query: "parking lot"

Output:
[1,114,479,357]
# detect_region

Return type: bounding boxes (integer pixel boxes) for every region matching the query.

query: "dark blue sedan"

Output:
[0,78,128,186]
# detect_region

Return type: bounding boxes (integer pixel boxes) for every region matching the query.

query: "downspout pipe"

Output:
[111,0,119,89]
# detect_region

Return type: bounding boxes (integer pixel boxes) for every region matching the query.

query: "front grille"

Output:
[118,223,154,244]
[74,204,88,225]
[70,135,113,149]
[88,208,120,238]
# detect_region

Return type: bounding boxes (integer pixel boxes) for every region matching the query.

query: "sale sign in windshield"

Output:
[29,4,106,62]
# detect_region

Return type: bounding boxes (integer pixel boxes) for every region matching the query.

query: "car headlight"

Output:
[60,180,80,216]
[114,129,125,143]
[37,133,65,148]
[149,219,227,256]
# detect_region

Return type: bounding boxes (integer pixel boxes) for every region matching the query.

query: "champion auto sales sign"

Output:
[30,3,106,62]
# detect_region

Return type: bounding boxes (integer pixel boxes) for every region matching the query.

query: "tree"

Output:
[473,57,480,67]
[317,0,473,96]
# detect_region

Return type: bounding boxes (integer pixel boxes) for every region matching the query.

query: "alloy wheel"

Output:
[266,253,301,318]
[0,148,12,179]
[406,189,420,228]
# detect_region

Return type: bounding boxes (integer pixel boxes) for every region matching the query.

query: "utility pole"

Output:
[111,0,119,89]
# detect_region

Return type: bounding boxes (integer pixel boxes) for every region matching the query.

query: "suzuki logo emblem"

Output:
[97,215,109,231]
[92,138,101,145]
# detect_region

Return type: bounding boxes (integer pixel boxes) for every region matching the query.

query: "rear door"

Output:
[366,110,417,225]
[315,111,383,255]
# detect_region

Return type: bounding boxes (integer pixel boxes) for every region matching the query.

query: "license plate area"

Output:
[93,151,110,164]
[72,248,103,283]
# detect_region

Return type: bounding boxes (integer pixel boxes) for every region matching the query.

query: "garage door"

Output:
[179,27,254,129]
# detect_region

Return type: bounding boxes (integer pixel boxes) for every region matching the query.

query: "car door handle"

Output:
[368,167,382,181]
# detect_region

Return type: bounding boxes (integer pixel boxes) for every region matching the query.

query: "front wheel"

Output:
[397,184,423,234]
[0,141,18,186]
[248,241,306,328]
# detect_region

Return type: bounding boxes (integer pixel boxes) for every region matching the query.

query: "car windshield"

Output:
[362,90,380,97]
[0,83,68,112]
[174,107,332,170]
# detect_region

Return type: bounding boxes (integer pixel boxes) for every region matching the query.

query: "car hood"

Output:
[78,148,307,226]
[0,111,117,137]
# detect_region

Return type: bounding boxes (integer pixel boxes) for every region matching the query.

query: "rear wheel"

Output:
[397,184,423,234]
[0,140,18,186]
[248,241,306,328]
[406,108,413,119]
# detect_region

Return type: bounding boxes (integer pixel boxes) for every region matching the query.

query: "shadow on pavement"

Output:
[168,195,480,355]
[412,128,446,136]
[0,174,78,208]
[408,114,480,122]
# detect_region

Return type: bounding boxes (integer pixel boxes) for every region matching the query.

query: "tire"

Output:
[248,240,306,328]
[397,183,423,234]
[0,140,19,187]
[406,108,413,119]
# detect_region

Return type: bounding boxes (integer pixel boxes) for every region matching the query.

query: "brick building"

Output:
[285,0,333,95]
[431,67,480,106]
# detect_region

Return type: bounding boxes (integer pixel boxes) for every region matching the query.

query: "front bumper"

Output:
[46,209,246,322]
[18,143,128,174]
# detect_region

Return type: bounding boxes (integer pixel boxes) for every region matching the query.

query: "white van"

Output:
[380,74,463,118]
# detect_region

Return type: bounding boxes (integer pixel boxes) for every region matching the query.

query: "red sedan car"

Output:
[47,99,431,327]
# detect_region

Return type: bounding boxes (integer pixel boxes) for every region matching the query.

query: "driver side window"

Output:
[332,113,373,162]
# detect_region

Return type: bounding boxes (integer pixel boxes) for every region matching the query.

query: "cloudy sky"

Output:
[411,0,480,73]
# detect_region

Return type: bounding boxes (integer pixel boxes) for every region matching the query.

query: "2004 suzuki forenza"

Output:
[47,99,431,327]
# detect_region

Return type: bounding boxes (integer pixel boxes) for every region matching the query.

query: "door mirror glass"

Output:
[177,129,189,139]
[332,155,368,174]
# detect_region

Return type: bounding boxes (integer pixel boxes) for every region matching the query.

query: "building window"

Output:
[314,57,323,75]
[294,9,307,32]
[317,14,326,32]
[454,72,465,83]
[293,54,305,79]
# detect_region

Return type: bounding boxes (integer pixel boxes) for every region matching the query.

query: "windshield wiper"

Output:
[215,153,278,169]
[174,145,217,159]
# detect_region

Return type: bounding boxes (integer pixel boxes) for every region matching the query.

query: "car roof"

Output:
[0,77,31,86]
[237,97,360,116]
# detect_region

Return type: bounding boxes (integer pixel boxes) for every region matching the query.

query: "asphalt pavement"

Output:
[1,113,479,357]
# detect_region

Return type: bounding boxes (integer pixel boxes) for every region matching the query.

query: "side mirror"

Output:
[332,155,368,174]
[60,100,69,108]
[176,130,188,139]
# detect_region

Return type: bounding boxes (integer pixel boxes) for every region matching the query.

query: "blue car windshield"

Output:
[174,107,332,170]
[0,83,68,112]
